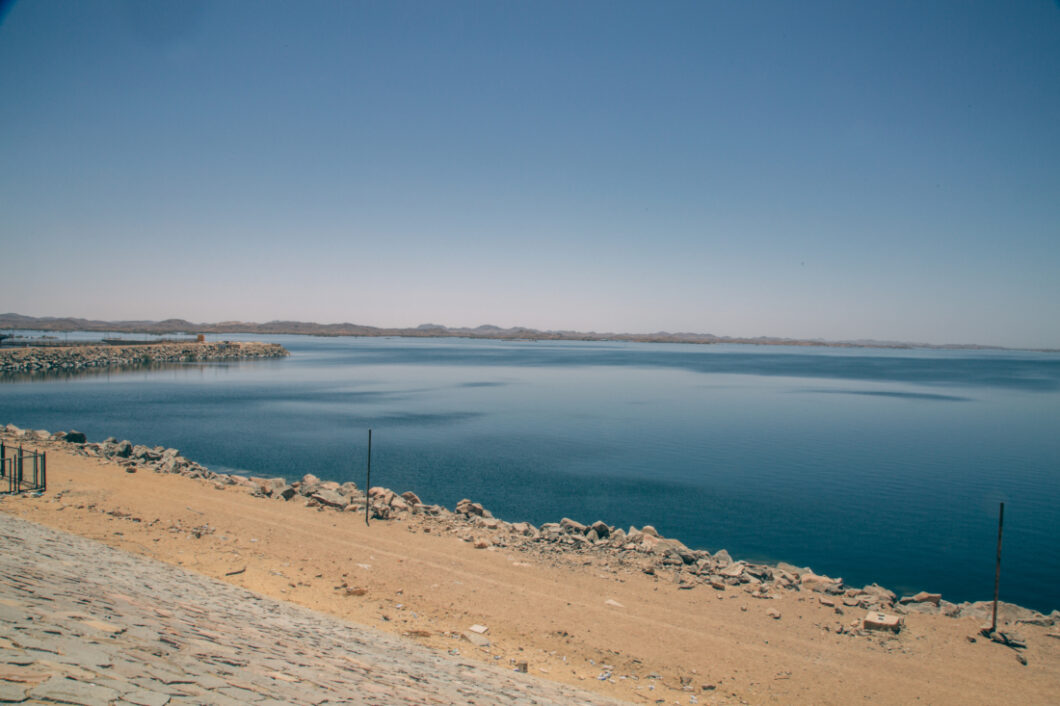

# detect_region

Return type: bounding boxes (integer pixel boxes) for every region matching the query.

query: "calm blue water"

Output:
[3,334,1059,612]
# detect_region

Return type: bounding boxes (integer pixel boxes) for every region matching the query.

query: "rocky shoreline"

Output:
[0,341,289,375]
[3,423,1056,655]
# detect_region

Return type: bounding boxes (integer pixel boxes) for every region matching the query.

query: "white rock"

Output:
[864,611,902,633]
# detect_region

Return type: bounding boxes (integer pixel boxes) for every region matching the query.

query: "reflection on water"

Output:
[795,388,974,402]
[1,362,196,384]
[0,357,288,385]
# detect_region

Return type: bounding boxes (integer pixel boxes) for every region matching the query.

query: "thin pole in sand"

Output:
[364,428,372,527]
[991,501,1005,634]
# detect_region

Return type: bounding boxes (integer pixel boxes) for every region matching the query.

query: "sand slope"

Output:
[2,443,1058,704]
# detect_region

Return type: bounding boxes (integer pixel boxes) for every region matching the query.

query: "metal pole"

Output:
[364,429,372,526]
[991,501,1005,634]
[41,452,46,492]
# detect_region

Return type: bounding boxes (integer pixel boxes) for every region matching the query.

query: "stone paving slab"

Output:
[0,512,625,705]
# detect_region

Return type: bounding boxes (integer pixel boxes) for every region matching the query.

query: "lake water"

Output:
[3,333,1059,613]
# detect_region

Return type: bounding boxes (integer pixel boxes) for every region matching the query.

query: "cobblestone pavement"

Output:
[0,512,625,705]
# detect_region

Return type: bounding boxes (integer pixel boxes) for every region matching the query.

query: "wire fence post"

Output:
[364,428,372,527]
[991,501,1005,634]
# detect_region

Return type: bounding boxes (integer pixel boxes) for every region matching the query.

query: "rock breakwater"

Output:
[0,341,288,374]
[4,423,1057,649]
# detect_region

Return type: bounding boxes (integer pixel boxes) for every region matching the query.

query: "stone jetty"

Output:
[0,512,622,705]
[0,342,288,375]
[6,423,1057,635]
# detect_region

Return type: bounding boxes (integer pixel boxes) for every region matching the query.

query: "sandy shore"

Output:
[2,433,1059,704]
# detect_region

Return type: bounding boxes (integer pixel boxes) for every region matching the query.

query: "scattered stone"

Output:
[510,522,538,538]
[719,562,744,578]
[800,572,838,593]
[766,608,781,620]
[455,498,491,518]
[461,631,490,648]
[468,624,489,634]
[863,611,902,633]
[901,591,942,606]
[862,583,897,604]
[589,520,611,539]
[560,517,587,534]
[311,489,348,509]
[61,430,87,444]
[605,599,624,608]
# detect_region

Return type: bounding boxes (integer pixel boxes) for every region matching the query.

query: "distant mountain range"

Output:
[0,313,1028,351]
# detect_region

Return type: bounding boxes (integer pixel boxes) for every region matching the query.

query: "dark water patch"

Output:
[797,388,973,402]
[363,411,483,426]
[314,342,1060,392]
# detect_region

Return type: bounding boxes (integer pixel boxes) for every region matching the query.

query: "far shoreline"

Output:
[4,313,1056,353]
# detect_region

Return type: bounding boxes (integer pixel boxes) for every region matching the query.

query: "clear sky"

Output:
[1,1,1058,348]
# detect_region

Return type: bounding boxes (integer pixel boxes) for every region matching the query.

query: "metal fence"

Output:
[0,442,46,495]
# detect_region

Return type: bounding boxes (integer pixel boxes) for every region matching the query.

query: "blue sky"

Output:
[1,1,1058,347]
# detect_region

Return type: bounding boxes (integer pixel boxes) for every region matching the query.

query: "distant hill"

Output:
[0,313,1019,351]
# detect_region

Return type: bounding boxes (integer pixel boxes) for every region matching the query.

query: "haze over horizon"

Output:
[2,2,1058,349]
